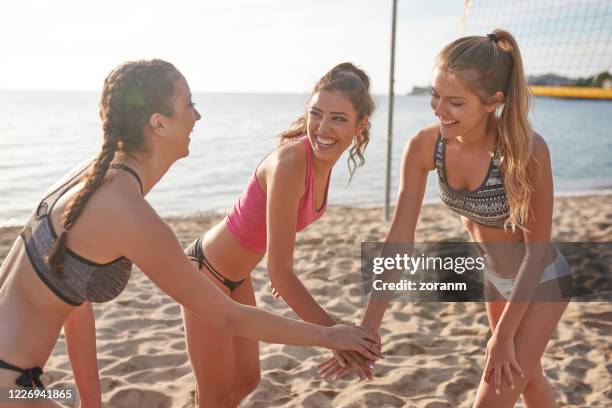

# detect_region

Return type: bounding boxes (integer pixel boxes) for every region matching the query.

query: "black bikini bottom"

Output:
[0,358,45,388]
[185,235,246,292]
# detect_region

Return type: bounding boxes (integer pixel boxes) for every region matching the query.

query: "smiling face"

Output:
[430,67,497,140]
[155,75,201,158]
[306,90,365,164]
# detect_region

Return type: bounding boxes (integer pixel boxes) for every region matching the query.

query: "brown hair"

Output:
[436,29,534,231]
[47,59,181,276]
[279,62,375,181]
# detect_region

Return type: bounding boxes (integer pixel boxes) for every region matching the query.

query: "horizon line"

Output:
[0,88,419,96]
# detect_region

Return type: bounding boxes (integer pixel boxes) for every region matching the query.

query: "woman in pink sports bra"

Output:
[181,62,377,407]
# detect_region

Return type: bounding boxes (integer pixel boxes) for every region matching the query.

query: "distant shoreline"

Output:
[1,191,611,229]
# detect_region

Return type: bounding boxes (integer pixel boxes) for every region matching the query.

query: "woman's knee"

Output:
[523,367,548,394]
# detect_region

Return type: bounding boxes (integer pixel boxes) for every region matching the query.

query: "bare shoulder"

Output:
[106,190,159,231]
[403,123,440,171]
[271,139,307,170]
[527,131,552,184]
[259,140,307,192]
[532,131,551,161]
[103,191,188,273]
[86,181,162,243]
[412,123,439,146]
[108,192,177,258]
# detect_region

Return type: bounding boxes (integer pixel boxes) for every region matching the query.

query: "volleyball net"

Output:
[462,0,612,99]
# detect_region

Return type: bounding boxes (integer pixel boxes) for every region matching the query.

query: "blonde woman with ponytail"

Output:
[320,30,572,407]
[0,60,381,408]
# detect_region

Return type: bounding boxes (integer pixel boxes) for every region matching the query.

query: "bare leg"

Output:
[474,300,568,407]
[229,277,261,406]
[182,262,235,408]
[521,363,557,408]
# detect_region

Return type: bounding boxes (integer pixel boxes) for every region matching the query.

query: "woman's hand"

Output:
[64,302,102,408]
[268,281,281,299]
[317,350,376,381]
[323,324,382,362]
[483,333,525,394]
[317,355,351,381]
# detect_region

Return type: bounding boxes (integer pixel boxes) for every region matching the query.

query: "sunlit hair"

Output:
[278,62,375,182]
[47,59,181,276]
[436,28,534,231]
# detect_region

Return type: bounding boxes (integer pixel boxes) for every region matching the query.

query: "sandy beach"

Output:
[1,194,610,407]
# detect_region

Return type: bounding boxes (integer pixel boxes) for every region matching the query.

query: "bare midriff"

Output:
[202,220,265,282]
[0,241,71,378]
[462,216,555,279]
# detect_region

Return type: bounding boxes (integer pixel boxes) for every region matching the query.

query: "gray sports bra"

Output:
[434,133,510,228]
[19,163,142,306]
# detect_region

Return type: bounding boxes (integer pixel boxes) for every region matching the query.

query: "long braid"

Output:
[65,139,118,228]
[47,135,118,276]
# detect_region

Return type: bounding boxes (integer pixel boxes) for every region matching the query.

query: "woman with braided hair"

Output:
[179,62,380,408]
[0,59,381,408]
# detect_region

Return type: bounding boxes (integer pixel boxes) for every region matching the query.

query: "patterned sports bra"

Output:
[19,162,141,306]
[434,133,510,228]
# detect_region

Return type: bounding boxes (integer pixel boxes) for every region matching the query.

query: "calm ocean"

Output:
[1,91,611,227]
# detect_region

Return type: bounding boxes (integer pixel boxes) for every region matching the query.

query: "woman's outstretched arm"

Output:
[64,302,102,408]
[361,130,431,330]
[319,130,433,380]
[265,151,336,326]
[114,196,381,360]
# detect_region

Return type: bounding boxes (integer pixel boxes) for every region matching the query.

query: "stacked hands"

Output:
[318,333,382,382]
[269,283,383,382]
[271,286,525,392]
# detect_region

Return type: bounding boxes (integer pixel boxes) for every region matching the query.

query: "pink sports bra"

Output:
[226,135,330,253]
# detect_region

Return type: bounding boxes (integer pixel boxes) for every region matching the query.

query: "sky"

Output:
[0,0,466,94]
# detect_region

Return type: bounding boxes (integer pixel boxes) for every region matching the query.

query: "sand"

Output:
[1,194,610,407]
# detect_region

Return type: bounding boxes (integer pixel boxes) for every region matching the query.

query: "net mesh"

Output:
[462,0,612,97]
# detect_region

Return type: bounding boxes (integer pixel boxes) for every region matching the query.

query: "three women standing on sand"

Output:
[1,28,570,408]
